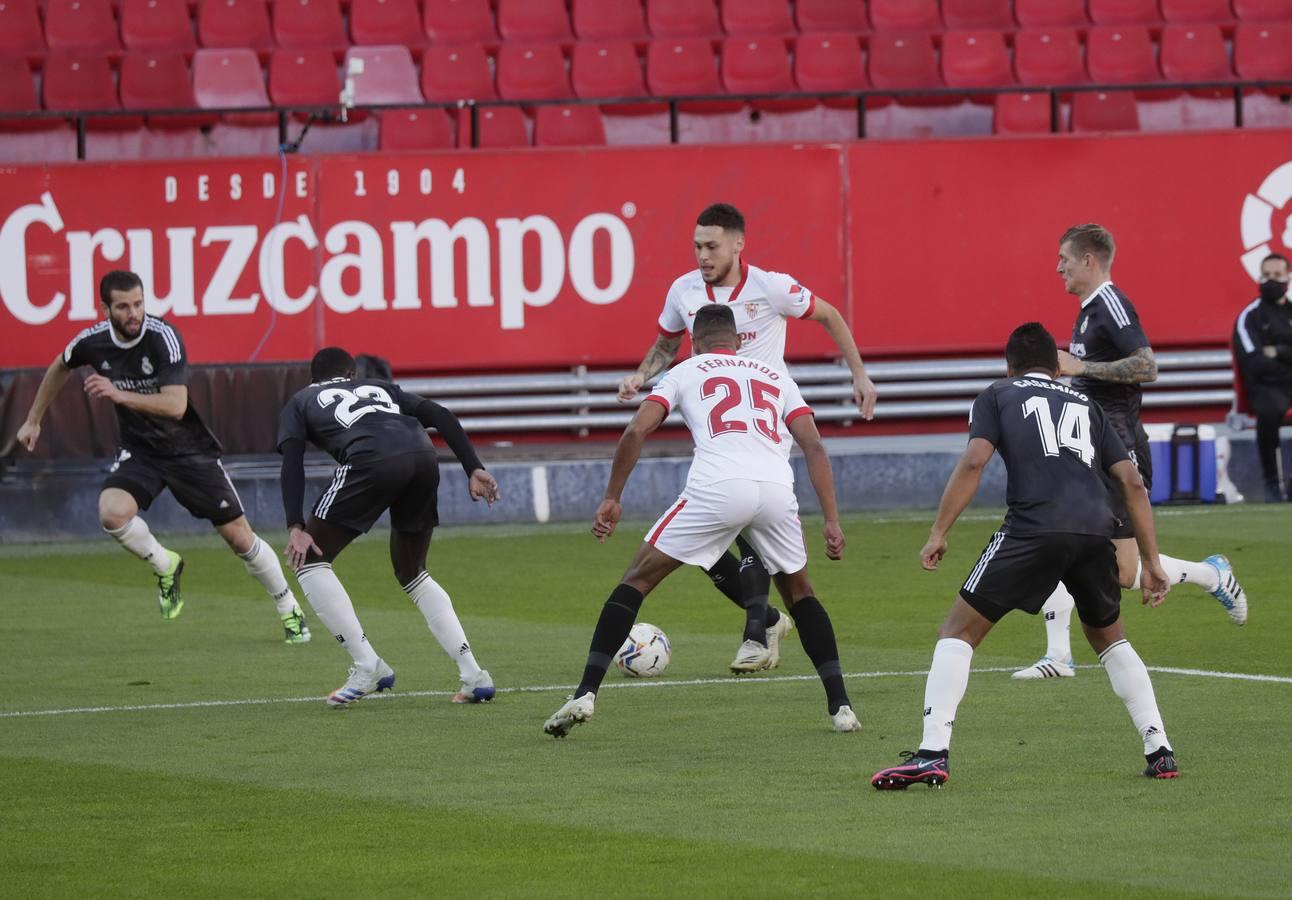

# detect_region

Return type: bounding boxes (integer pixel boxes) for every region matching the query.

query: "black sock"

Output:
[705,552,745,609]
[1145,746,1174,763]
[575,583,644,697]
[734,534,775,640]
[788,596,850,715]
[916,748,948,761]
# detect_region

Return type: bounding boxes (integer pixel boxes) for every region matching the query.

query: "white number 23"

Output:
[318,385,400,428]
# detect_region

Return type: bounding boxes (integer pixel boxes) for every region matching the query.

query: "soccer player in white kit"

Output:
[617,203,878,673]
[544,305,860,738]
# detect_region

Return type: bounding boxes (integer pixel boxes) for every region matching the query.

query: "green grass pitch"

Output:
[2,505,1289,898]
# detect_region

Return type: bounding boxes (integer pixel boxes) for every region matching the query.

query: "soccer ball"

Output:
[616,623,672,678]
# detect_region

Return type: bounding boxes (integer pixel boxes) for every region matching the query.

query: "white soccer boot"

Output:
[1204,555,1248,625]
[326,658,396,707]
[831,705,861,733]
[729,639,771,673]
[543,692,595,738]
[452,669,496,704]
[1010,656,1076,680]
[764,610,793,670]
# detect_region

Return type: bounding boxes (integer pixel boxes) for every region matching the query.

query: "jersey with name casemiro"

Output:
[657,263,816,367]
[1068,281,1151,426]
[646,351,812,490]
[968,373,1131,536]
[62,315,221,458]
[277,377,435,466]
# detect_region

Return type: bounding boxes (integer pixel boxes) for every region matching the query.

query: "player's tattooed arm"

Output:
[618,334,683,402]
[1059,347,1158,384]
[15,355,73,451]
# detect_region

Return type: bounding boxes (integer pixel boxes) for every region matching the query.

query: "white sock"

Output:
[1157,554,1220,592]
[105,517,170,574]
[920,638,974,753]
[1100,639,1171,755]
[1041,583,1074,662]
[296,563,378,668]
[238,536,298,615]
[403,572,483,680]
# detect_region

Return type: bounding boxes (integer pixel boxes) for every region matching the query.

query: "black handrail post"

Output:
[470,103,479,148]
[857,96,866,139]
[277,110,287,148]
[76,116,86,160]
[1049,90,1060,133]
[669,100,679,144]
[1234,85,1244,129]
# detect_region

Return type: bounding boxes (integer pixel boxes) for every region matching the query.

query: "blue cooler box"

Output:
[1145,424,1217,504]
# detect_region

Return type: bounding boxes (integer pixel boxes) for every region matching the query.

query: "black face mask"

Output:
[1260,279,1288,303]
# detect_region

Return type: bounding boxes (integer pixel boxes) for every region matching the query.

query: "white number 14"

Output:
[1022,397,1095,466]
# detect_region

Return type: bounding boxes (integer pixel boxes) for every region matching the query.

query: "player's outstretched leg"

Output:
[544,583,643,737]
[1012,583,1076,680]
[779,573,857,732]
[296,562,394,707]
[1095,634,1179,779]
[402,572,494,704]
[235,533,311,644]
[1123,541,1248,626]
[101,488,184,619]
[872,636,973,789]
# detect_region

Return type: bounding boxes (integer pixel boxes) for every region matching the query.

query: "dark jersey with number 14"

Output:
[278,377,447,465]
[968,373,1131,536]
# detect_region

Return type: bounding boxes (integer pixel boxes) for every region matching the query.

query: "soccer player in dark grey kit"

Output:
[16,270,310,642]
[872,324,1179,789]
[1014,224,1247,680]
[278,347,500,707]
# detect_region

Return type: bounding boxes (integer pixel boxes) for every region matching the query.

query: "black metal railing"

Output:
[2,78,1291,159]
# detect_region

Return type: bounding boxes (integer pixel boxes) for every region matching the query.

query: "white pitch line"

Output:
[0,664,1287,720]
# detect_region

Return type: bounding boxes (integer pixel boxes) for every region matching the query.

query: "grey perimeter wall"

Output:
[0,432,1273,543]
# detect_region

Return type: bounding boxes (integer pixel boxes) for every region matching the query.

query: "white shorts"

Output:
[646,479,807,575]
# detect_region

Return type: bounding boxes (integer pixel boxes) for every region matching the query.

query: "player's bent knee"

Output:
[98,489,137,531]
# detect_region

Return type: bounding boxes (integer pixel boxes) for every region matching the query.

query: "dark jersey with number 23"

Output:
[968,373,1131,537]
[277,377,437,465]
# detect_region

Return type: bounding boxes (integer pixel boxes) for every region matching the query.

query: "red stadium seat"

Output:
[420,44,496,102]
[43,53,142,130]
[0,0,47,62]
[869,0,940,32]
[198,0,274,52]
[273,0,347,51]
[1161,0,1235,25]
[572,0,648,42]
[533,104,606,145]
[120,0,196,52]
[647,0,722,39]
[496,0,571,44]
[1088,0,1161,27]
[1014,0,1088,28]
[380,107,455,149]
[424,0,497,45]
[1071,89,1140,130]
[193,47,270,108]
[345,45,420,103]
[350,0,424,48]
[721,0,795,37]
[794,0,869,35]
[868,32,943,102]
[1014,28,1087,86]
[647,38,742,111]
[473,105,528,147]
[571,41,652,104]
[0,56,62,130]
[942,0,1013,30]
[993,92,1057,133]
[268,48,338,106]
[1235,22,1292,82]
[496,43,570,101]
[1233,0,1292,23]
[1086,26,1162,88]
[794,33,867,108]
[941,30,1013,98]
[1160,25,1233,97]
[119,51,212,128]
[44,0,122,54]
[721,37,814,110]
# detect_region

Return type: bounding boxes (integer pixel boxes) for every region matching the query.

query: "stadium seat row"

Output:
[6,26,1291,130]
[5,0,1292,61]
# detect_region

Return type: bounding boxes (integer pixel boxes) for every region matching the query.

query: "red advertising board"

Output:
[0,146,845,370]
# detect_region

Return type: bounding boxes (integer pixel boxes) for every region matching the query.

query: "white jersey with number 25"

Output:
[646,350,813,490]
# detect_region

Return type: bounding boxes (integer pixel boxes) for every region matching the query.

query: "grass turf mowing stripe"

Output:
[2,663,1287,720]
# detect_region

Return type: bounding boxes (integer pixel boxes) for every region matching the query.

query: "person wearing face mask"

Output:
[1233,252,1292,501]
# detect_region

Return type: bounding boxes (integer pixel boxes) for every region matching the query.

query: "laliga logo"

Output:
[1240,161,1292,280]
